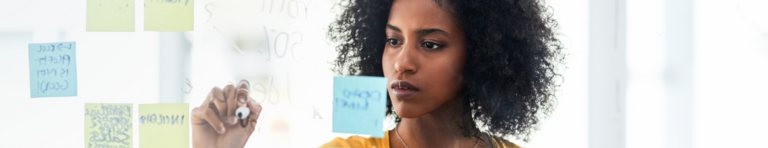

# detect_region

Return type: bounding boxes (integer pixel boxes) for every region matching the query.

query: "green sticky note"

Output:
[86,0,135,32]
[85,103,133,148]
[29,42,77,98]
[144,0,194,31]
[332,76,388,138]
[139,103,189,148]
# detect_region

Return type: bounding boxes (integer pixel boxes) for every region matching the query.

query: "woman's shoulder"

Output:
[489,135,522,148]
[319,131,390,148]
[318,131,521,148]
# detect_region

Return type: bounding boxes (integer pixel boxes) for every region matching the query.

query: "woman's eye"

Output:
[423,42,441,49]
[387,39,400,46]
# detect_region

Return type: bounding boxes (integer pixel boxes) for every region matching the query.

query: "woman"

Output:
[191,0,563,147]
[323,0,563,147]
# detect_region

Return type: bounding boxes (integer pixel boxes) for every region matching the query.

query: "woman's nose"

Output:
[393,41,418,74]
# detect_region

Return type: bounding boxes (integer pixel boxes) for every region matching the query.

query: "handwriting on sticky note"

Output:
[85,103,132,148]
[332,76,388,138]
[140,114,186,125]
[139,103,189,148]
[29,42,77,98]
[144,0,194,31]
[86,0,135,32]
[336,89,383,110]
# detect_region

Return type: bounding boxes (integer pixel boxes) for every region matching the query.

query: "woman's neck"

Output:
[391,99,485,148]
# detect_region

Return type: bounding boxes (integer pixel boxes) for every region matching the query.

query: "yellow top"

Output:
[319,131,521,148]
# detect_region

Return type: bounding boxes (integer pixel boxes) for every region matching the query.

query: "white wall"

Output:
[625,0,768,148]
[693,0,768,147]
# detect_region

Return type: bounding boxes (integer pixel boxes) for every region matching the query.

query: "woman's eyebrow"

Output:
[417,29,449,37]
[387,24,449,37]
[386,24,401,32]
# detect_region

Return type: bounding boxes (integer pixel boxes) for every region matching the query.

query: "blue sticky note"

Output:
[29,42,77,98]
[333,76,388,138]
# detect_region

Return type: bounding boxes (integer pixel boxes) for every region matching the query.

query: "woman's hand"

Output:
[192,80,262,148]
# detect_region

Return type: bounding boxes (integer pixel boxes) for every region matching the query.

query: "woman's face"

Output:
[383,0,466,118]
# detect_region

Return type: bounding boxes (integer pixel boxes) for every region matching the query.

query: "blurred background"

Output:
[0,0,766,148]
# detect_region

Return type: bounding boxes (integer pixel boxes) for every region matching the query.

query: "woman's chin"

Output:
[393,106,430,119]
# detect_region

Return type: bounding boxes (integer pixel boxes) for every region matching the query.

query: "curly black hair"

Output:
[328,0,564,142]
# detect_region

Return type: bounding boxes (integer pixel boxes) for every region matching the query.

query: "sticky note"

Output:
[85,103,133,148]
[144,0,194,31]
[333,76,388,138]
[139,103,189,148]
[29,42,77,98]
[86,0,135,32]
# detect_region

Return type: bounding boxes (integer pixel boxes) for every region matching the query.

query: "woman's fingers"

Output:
[247,98,262,124]
[234,80,250,117]
[191,106,225,134]
[210,87,227,117]
[247,98,262,119]
[193,81,254,135]
[245,98,262,134]
[191,107,206,124]
[191,97,212,124]
[191,93,226,134]
[224,84,239,125]
[203,104,226,134]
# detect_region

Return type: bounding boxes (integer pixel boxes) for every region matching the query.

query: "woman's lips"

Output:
[390,80,419,99]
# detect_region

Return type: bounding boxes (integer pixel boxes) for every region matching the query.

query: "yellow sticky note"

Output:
[144,0,194,31]
[85,103,133,148]
[139,103,189,148]
[86,0,135,32]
